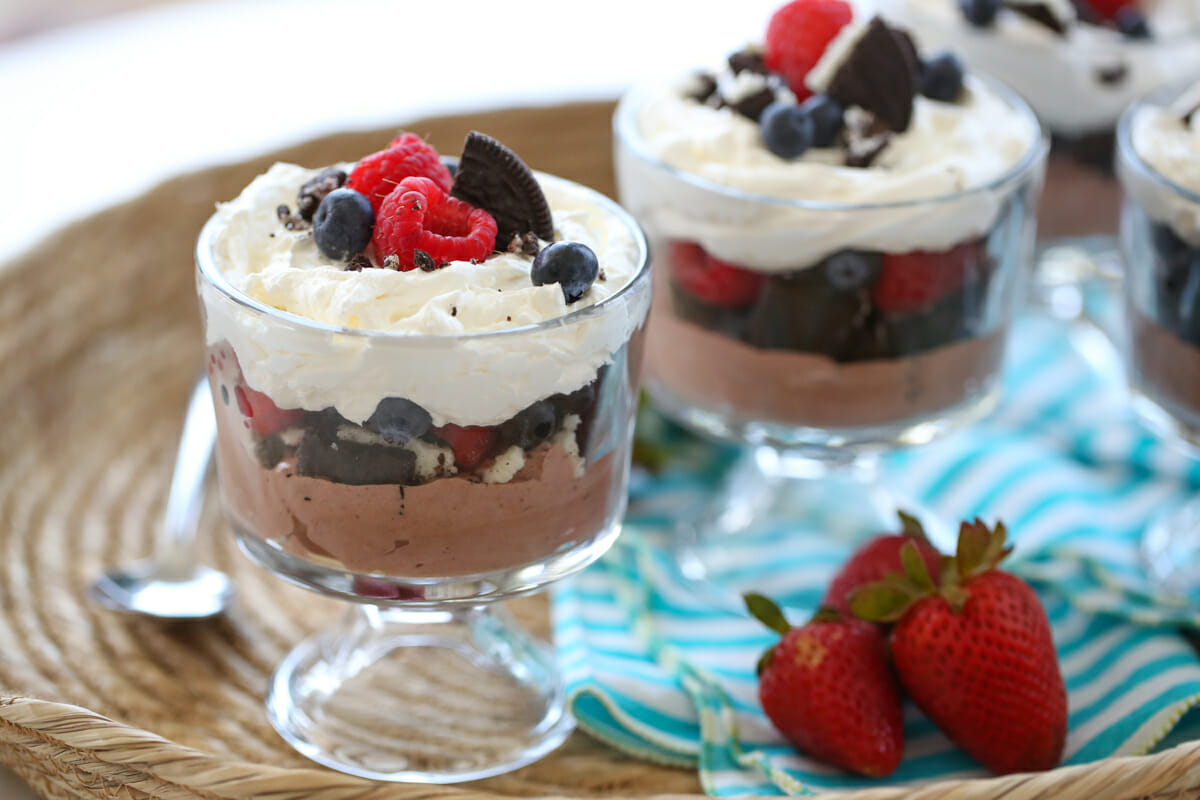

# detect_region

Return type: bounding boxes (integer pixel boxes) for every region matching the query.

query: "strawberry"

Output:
[870,240,984,314]
[764,0,854,100]
[822,512,943,615]
[667,240,765,309]
[234,384,304,436]
[851,520,1067,775]
[434,423,496,471]
[745,593,905,778]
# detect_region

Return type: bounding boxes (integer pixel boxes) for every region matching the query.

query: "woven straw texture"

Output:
[2,101,1200,800]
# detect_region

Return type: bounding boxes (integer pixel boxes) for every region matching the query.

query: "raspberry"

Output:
[668,241,765,309]
[870,241,983,314]
[373,177,498,271]
[346,133,454,213]
[435,424,496,470]
[1081,0,1134,19]
[764,0,854,100]
[234,385,304,436]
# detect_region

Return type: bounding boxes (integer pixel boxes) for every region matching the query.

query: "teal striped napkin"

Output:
[551,312,1200,794]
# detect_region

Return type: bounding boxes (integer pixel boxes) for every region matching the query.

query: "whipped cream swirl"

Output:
[616,64,1041,270]
[1125,85,1200,244]
[200,163,647,426]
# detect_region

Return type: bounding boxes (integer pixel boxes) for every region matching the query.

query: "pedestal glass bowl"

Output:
[194,184,650,782]
[614,77,1046,610]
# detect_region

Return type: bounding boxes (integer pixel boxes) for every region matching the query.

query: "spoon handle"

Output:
[156,377,217,579]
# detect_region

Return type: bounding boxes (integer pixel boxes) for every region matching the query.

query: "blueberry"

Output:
[823,251,881,290]
[920,53,965,102]
[531,241,599,304]
[798,94,844,148]
[364,397,432,444]
[1115,6,1151,39]
[500,400,559,449]
[313,188,374,261]
[959,0,1001,26]
[760,102,815,159]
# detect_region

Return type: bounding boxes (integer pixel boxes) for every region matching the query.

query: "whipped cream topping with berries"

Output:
[876,0,1200,137]
[201,163,646,426]
[618,70,1039,269]
[1125,85,1200,244]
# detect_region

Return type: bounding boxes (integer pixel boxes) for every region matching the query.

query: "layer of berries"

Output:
[207,343,605,485]
[664,238,995,362]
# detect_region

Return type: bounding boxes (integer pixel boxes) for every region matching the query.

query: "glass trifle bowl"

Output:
[1117,80,1200,599]
[195,133,650,782]
[614,10,1046,607]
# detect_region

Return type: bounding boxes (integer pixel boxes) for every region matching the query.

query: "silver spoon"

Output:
[89,377,233,620]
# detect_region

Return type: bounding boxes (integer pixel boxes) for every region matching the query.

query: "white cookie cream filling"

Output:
[616,44,1041,270]
[874,0,1200,137]
[200,163,646,426]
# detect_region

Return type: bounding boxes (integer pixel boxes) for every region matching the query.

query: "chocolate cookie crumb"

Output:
[345,253,372,271]
[688,72,719,104]
[731,87,777,122]
[1096,63,1128,86]
[1009,2,1068,35]
[728,48,769,76]
[297,167,347,221]
[843,107,893,167]
[451,306,458,317]
[507,231,541,257]
[414,249,437,271]
[276,203,309,231]
[383,254,400,270]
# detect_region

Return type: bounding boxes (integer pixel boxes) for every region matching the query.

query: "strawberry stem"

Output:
[744,593,792,636]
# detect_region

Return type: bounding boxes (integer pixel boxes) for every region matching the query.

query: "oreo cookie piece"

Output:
[450,132,555,248]
[825,17,919,133]
[1008,2,1068,35]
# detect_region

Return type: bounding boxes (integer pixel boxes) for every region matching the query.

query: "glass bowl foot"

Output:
[267,602,573,782]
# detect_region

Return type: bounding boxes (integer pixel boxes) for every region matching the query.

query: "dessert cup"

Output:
[1116,83,1200,601]
[615,74,1046,609]
[195,174,650,782]
[876,0,1200,318]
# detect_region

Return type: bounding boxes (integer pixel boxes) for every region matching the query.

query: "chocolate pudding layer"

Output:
[649,282,1005,429]
[1129,309,1200,435]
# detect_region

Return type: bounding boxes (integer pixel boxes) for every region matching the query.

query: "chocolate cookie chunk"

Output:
[826,17,919,133]
[450,132,554,248]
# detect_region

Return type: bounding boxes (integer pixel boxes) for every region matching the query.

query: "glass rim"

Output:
[1117,79,1200,208]
[613,71,1049,212]
[195,166,651,343]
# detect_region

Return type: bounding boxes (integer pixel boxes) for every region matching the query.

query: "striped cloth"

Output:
[551,313,1200,795]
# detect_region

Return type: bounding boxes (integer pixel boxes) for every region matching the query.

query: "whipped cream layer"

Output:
[201,163,647,426]
[1125,88,1200,245]
[875,0,1200,137]
[617,73,1040,269]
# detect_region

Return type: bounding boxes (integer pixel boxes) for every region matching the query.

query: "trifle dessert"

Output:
[876,0,1200,239]
[199,133,650,593]
[615,1,1046,449]
[196,132,649,782]
[1118,81,1200,444]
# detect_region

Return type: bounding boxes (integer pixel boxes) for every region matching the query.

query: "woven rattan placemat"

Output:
[3,100,1200,800]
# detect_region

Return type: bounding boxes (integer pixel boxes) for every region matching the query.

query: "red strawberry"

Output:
[234,384,304,436]
[746,593,905,778]
[667,240,765,309]
[852,520,1067,775]
[823,512,943,615]
[764,0,854,100]
[347,133,454,213]
[870,240,984,314]
[373,176,498,270]
[434,423,496,471]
